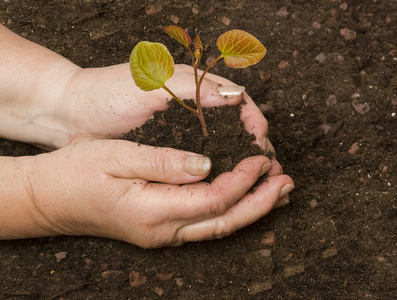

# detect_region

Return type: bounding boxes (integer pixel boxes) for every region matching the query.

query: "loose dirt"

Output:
[1,1,396,299]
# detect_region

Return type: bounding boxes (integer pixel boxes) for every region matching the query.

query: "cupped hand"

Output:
[27,139,294,248]
[63,63,281,174]
[64,64,274,152]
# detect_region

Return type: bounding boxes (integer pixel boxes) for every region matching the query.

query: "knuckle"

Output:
[213,219,234,239]
[152,151,169,178]
[208,198,228,216]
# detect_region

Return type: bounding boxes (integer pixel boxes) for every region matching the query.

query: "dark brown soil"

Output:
[1,1,396,299]
[125,100,264,183]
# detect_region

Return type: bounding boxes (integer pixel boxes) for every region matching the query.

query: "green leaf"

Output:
[163,25,192,49]
[129,41,174,91]
[217,30,267,68]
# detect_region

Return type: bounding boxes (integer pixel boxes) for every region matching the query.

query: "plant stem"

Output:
[194,55,224,136]
[162,85,198,116]
[194,75,208,136]
[198,55,223,88]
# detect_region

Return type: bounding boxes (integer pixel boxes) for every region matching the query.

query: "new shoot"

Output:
[129,25,267,136]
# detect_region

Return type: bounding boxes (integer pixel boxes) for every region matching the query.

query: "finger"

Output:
[106,140,212,184]
[268,157,283,176]
[166,71,244,108]
[141,155,272,221]
[174,175,294,244]
[172,65,279,170]
[239,92,269,149]
[190,65,273,151]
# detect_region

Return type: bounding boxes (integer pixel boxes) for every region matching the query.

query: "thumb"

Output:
[108,141,212,184]
[171,64,245,107]
[200,80,245,107]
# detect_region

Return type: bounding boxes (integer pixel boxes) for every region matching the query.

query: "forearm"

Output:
[0,25,80,149]
[0,156,55,239]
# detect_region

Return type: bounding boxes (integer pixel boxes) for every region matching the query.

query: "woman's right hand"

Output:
[25,139,294,248]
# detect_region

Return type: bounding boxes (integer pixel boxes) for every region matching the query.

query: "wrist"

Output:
[5,65,81,150]
[0,156,59,239]
[0,25,81,149]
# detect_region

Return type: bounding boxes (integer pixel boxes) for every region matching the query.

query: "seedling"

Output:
[129,25,267,136]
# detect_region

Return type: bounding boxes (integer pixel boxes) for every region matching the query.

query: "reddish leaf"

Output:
[163,25,192,48]
[193,34,203,52]
[193,34,203,63]
[217,29,267,68]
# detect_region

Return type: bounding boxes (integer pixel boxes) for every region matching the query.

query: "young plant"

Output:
[129,25,267,136]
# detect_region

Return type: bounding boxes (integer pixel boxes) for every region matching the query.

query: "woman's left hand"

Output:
[64,64,275,154]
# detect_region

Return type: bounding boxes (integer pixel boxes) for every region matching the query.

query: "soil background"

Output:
[1,0,396,299]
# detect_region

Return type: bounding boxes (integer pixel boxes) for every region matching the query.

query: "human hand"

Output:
[63,64,275,152]
[0,26,275,158]
[26,139,294,248]
[61,63,281,174]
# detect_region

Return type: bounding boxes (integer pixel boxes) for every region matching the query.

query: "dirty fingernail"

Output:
[262,136,275,153]
[185,156,212,176]
[279,184,294,198]
[259,162,272,177]
[262,136,269,151]
[274,197,290,208]
[218,85,245,97]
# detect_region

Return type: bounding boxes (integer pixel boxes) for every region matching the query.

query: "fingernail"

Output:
[262,136,274,153]
[259,162,272,177]
[262,136,268,151]
[274,196,290,208]
[185,156,212,176]
[218,85,245,98]
[279,184,294,198]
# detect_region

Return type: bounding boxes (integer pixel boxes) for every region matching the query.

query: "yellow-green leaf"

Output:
[217,30,267,68]
[129,41,174,91]
[163,25,192,49]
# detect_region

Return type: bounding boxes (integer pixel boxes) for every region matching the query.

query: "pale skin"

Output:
[0,25,294,248]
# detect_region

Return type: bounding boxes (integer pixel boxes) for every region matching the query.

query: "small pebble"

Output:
[192,7,199,15]
[312,21,322,30]
[222,16,231,26]
[261,231,275,246]
[175,277,184,287]
[339,2,348,11]
[352,100,371,114]
[340,28,357,41]
[129,271,147,287]
[348,142,360,155]
[326,95,337,106]
[310,199,318,208]
[278,60,289,71]
[314,53,327,63]
[259,103,274,113]
[320,124,333,135]
[284,264,305,278]
[259,249,272,257]
[275,7,289,17]
[145,4,162,16]
[248,281,272,295]
[322,247,338,259]
[101,270,124,278]
[55,251,67,263]
[170,14,179,24]
[377,256,386,263]
[154,287,164,297]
